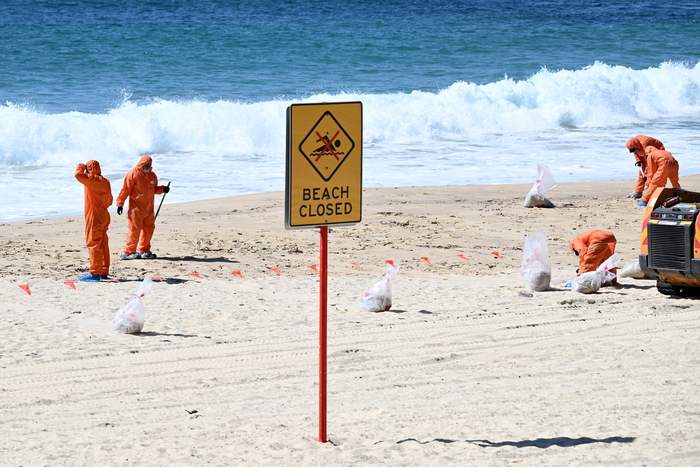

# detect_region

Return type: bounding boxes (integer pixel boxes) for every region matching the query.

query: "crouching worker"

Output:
[74,160,113,282]
[569,230,617,285]
[116,155,170,260]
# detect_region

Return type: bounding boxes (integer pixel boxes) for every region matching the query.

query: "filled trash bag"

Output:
[571,253,620,293]
[618,258,646,279]
[521,231,552,292]
[112,276,154,334]
[597,253,620,286]
[571,271,602,294]
[524,164,556,208]
[360,260,400,312]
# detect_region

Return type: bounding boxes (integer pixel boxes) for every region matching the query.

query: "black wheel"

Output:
[656,280,677,296]
[656,280,700,297]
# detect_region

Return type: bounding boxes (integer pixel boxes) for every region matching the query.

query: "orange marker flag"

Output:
[19,284,31,295]
[386,260,396,267]
[308,265,318,272]
[270,268,282,275]
[63,281,76,290]
[420,257,432,266]
[232,271,244,277]
[190,273,203,279]
[492,251,502,259]
[349,262,361,268]
[457,254,469,261]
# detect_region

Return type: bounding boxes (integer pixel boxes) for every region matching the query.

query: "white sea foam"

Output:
[2,62,700,221]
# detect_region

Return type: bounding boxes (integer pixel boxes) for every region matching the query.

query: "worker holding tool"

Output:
[625,135,665,200]
[116,155,170,259]
[75,160,113,281]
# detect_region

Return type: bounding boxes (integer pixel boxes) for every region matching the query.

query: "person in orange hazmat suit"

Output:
[569,230,617,284]
[116,155,170,259]
[637,147,680,207]
[625,135,665,200]
[74,160,113,282]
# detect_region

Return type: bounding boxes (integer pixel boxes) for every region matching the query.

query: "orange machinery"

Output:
[640,187,700,296]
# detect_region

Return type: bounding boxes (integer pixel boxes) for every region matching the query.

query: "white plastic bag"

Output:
[571,253,620,293]
[618,258,645,279]
[360,260,400,312]
[524,164,556,208]
[571,271,601,294]
[112,276,154,334]
[520,231,552,291]
[596,253,620,286]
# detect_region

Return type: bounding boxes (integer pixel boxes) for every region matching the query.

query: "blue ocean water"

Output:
[1,0,700,221]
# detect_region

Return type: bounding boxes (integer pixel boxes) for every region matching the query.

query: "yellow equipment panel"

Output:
[286,102,362,229]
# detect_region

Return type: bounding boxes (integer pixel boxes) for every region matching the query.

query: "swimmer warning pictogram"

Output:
[299,111,355,182]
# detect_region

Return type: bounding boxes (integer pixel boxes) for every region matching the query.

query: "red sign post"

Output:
[318,225,328,441]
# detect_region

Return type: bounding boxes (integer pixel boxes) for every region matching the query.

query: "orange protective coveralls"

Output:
[75,161,113,276]
[626,135,665,194]
[640,148,680,203]
[569,230,617,278]
[116,155,166,255]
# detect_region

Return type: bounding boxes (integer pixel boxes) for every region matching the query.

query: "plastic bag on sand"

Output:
[571,254,620,294]
[520,231,552,291]
[524,165,556,208]
[597,253,620,285]
[360,261,400,312]
[571,271,601,294]
[112,276,154,334]
[618,258,645,279]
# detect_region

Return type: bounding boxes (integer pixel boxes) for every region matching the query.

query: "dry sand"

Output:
[2,177,700,466]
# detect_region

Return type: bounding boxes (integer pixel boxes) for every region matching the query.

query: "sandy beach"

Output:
[2,177,700,466]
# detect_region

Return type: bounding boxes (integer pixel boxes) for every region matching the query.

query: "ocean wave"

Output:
[1,61,699,168]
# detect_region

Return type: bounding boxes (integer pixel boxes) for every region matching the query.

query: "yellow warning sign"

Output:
[286,102,362,229]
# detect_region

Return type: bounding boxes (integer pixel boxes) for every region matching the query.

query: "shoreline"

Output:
[5,170,700,224]
[2,177,700,465]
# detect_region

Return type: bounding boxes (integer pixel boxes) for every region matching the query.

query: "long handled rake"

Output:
[154,181,171,221]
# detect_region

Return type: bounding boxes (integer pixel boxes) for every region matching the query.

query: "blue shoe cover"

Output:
[78,273,101,282]
[637,200,648,206]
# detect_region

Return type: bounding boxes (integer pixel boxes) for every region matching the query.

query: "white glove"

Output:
[626,191,642,199]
